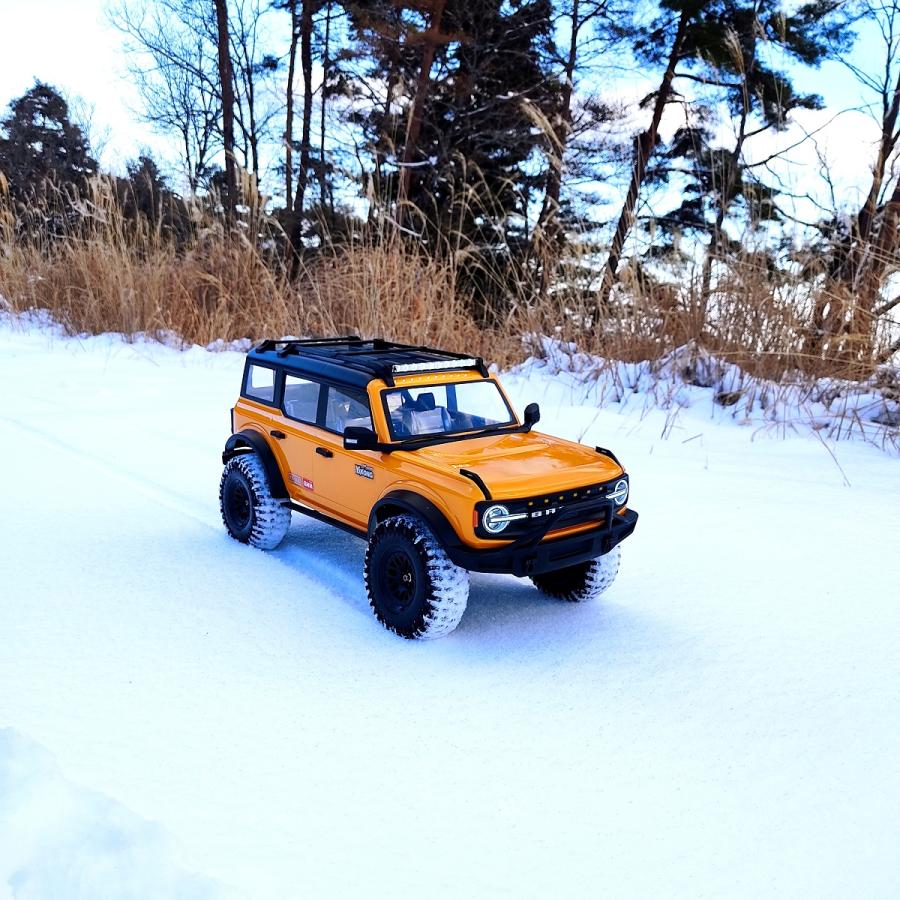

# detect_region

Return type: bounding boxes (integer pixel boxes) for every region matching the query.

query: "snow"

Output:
[1,316,899,899]
[516,335,900,438]
[0,730,232,900]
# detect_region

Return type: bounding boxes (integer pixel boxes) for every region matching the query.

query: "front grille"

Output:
[475,476,627,540]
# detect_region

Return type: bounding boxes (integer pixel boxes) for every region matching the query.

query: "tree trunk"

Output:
[843,68,900,273]
[214,0,237,216]
[396,0,448,227]
[245,49,259,181]
[318,0,333,216]
[810,67,900,359]
[284,1,299,210]
[368,62,400,226]
[290,0,314,260]
[597,7,690,309]
[844,176,900,364]
[534,0,580,298]
[700,7,757,308]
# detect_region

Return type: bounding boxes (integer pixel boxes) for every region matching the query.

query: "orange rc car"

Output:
[220,338,638,639]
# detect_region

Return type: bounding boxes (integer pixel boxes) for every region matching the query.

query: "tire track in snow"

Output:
[0,413,368,609]
[0,413,220,530]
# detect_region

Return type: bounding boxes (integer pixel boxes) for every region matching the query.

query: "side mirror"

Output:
[343,425,379,451]
[523,402,541,429]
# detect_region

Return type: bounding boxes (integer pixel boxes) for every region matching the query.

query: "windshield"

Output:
[384,380,516,439]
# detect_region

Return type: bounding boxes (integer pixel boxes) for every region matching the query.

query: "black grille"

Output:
[475,476,627,540]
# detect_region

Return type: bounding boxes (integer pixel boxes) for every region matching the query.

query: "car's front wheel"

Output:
[219,453,291,550]
[530,545,621,602]
[365,515,469,639]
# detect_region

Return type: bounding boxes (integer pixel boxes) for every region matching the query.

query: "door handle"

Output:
[316,446,334,458]
[270,429,286,440]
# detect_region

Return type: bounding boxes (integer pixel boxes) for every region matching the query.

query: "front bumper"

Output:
[446,507,638,577]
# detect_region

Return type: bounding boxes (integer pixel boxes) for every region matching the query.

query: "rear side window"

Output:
[244,364,276,404]
[284,374,321,423]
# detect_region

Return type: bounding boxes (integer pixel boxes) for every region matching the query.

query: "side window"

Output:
[283,374,321,423]
[245,364,276,404]
[325,385,372,434]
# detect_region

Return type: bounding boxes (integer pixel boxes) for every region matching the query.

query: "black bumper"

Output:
[446,508,638,577]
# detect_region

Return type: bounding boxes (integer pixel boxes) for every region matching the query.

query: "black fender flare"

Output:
[368,490,461,548]
[222,430,289,499]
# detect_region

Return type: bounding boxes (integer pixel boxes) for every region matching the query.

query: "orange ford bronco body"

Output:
[220,337,638,639]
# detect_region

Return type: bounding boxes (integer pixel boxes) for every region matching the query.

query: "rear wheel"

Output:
[219,453,291,550]
[530,545,621,602]
[365,515,469,639]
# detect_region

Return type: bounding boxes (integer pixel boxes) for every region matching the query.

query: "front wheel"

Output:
[530,544,621,602]
[365,515,469,639]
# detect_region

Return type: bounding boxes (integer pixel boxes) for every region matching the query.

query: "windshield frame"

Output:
[380,378,519,443]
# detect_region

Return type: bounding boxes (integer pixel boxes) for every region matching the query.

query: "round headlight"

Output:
[608,478,629,506]
[482,504,511,534]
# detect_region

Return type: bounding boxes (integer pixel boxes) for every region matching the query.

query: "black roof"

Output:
[246,336,489,389]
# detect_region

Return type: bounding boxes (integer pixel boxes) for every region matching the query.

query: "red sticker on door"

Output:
[289,473,314,491]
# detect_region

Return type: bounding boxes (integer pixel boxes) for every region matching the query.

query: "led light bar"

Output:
[391,358,480,375]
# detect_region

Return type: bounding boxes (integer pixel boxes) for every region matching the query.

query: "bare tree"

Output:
[111,0,221,190]
[229,0,280,183]
[114,0,278,195]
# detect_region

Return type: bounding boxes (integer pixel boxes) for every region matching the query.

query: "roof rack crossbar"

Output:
[249,336,489,387]
[255,335,362,355]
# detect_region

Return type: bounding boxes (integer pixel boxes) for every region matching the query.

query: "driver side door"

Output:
[310,382,385,529]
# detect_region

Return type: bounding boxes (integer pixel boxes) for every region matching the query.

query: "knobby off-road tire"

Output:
[219,453,291,550]
[530,544,621,602]
[365,515,469,639]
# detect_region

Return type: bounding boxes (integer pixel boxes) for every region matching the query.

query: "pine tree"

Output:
[648,2,842,287]
[531,0,631,297]
[596,0,700,307]
[598,0,845,308]
[0,82,97,203]
[344,0,557,312]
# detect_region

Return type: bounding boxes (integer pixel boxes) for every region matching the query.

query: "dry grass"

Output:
[0,176,895,385]
[0,179,521,360]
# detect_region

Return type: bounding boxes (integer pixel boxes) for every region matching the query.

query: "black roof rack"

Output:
[247,336,489,387]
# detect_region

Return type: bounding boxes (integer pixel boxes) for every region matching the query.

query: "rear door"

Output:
[273,372,322,504]
[309,382,385,528]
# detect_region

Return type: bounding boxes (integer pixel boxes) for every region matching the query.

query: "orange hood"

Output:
[414,431,624,499]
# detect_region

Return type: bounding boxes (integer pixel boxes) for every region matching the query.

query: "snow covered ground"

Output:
[1,317,899,900]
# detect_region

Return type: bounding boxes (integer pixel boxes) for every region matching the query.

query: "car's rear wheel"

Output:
[530,545,621,602]
[365,515,469,639]
[219,453,291,550]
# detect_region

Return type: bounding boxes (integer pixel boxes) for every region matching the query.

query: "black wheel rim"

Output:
[383,550,417,613]
[225,478,252,531]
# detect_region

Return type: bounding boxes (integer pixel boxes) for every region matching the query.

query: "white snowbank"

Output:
[7,310,898,443]
[0,730,233,900]
[515,334,900,442]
